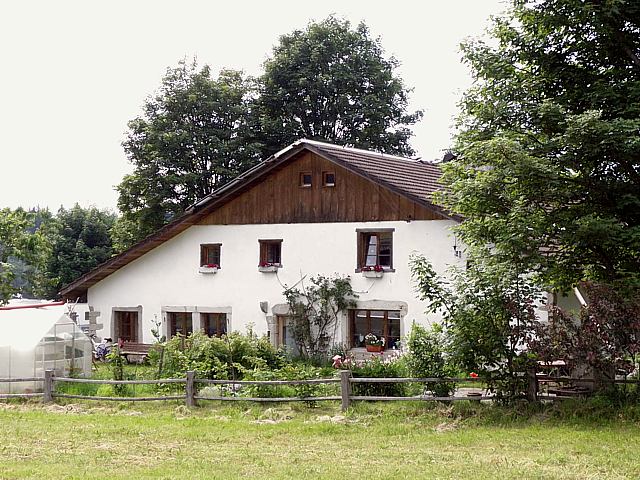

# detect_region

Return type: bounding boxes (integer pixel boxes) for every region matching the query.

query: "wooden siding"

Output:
[197,152,446,225]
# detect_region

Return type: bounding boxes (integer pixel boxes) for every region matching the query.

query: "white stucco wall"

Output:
[87,220,464,344]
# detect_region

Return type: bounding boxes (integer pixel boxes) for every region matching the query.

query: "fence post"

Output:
[43,370,53,404]
[185,371,196,407]
[340,370,351,412]
[527,367,538,402]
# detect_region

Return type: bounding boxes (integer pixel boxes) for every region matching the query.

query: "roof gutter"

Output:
[0,301,66,311]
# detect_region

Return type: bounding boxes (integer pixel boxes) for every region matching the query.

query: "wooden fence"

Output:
[1,370,639,411]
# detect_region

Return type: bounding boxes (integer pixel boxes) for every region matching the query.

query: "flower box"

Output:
[258,265,279,273]
[366,344,383,353]
[362,270,384,278]
[198,266,219,274]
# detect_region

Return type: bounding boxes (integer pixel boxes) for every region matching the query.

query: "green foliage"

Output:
[444,0,640,291]
[283,275,357,360]
[351,354,408,397]
[405,322,456,397]
[106,346,127,396]
[149,331,287,381]
[0,208,49,304]
[115,59,263,249]
[410,254,540,402]
[42,204,116,298]
[243,364,334,407]
[259,16,422,157]
[532,282,640,380]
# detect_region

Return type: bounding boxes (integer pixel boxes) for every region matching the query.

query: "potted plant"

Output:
[258,262,279,273]
[365,333,385,352]
[198,263,219,274]
[361,265,384,278]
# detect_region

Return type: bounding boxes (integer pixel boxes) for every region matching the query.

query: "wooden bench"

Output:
[119,342,153,363]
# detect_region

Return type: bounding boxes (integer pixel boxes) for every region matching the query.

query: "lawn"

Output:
[1,400,639,479]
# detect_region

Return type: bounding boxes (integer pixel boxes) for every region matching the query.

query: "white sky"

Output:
[0,0,506,212]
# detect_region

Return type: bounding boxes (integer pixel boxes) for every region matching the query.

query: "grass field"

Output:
[1,400,639,479]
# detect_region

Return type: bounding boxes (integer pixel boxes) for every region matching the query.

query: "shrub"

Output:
[284,275,357,360]
[242,364,335,406]
[351,353,408,397]
[405,322,456,397]
[149,330,288,382]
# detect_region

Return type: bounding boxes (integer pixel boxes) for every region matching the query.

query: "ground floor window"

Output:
[168,312,193,338]
[275,315,298,353]
[114,310,139,342]
[349,309,401,349]
[201,313,227,337]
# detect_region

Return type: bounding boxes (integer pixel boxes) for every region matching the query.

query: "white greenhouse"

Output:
[0,302,92,394]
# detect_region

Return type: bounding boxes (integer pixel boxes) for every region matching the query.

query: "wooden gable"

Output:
[197,151,446,225]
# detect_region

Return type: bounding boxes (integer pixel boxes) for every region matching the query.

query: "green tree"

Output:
[443,0,640,291]
[410,254,541,402]
[115,60,263,249]
[258,16,422,157]
[44,204,116,298]
[0,208,49,304]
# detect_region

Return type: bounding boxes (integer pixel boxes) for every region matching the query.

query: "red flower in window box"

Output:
[258,262,279,272]
[205,264,219,269]
[362,265,384,272]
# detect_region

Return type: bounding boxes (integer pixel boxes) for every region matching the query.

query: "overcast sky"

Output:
[0,0,506,211]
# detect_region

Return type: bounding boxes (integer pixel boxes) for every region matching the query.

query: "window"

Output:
[322,171,335,187]
[350,310,401,349]
[200,243,221,267]
[357,229,393,270]
[201,313,227,337]
[299,171,312,187]
[259,239,282,266]
[114,310,139,342]
[276,315,298,351]
[168,312,193,338]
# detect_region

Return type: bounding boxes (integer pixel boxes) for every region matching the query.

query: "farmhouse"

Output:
[61,139,465,350]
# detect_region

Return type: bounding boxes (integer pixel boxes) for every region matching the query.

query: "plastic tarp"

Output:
[0,304,92,393]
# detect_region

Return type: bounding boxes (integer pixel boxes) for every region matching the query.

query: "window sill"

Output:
[361,270,384,279]
[258,265,280,273]
[198,266,219,274]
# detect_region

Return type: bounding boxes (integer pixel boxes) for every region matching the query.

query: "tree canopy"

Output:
[115,19,423,248]
[43,204,116,299]
[0,208,49,304]
[115,61,263,248]
[442,0,640,291]
[259,17,422,157]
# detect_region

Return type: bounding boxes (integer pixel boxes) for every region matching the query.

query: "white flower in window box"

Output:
[258,262,280,273]
[198,264,219,274]
[361,265,384,278]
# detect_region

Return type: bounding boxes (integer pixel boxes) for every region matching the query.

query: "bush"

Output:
[405,322,456,397]
[351,354,408,397]
[148,330,288,381]
[242,364,336,407]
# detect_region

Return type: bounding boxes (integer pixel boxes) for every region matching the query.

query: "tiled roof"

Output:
[300,140,443,204]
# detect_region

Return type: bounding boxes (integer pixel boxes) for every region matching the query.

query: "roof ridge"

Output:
[294,138,430,164]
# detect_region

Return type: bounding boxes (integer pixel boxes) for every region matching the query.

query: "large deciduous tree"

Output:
[442,0,640,291]
[115,60,263,249]
[258,16,422,157]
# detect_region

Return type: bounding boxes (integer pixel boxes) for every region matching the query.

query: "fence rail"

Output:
[0,370,638,411]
